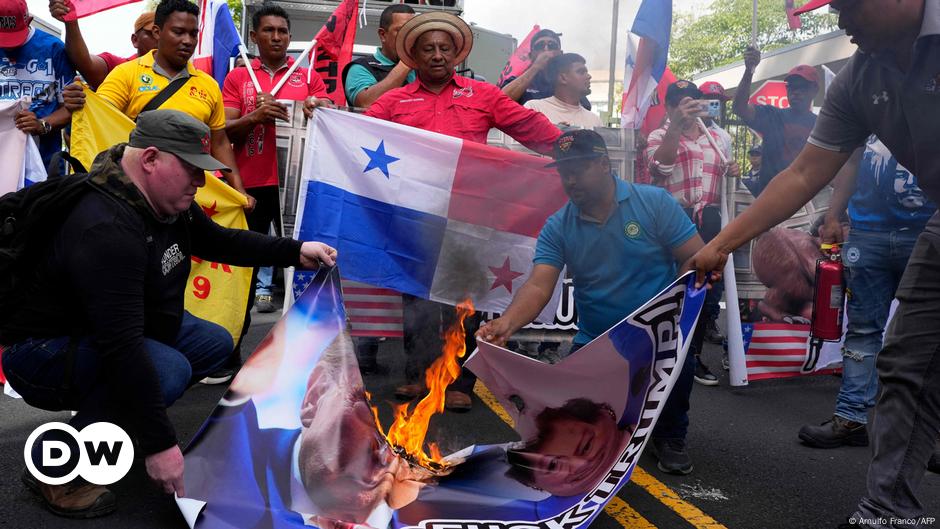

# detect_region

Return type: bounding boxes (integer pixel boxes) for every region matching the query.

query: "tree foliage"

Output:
[146,0,244,30]
[669,0,838,79]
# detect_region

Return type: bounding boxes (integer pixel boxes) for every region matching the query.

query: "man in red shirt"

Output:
[217,3,330,376]
[48,1,156,89]
[365,12,560,411]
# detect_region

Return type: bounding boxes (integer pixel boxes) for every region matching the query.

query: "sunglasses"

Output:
[532,40,560,52]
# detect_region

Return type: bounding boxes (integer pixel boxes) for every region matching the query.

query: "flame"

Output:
[383,298,475,468]
[365,391,385,435]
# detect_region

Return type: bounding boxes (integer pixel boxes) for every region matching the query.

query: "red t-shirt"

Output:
[98,52,137,73]
[222,57,329,189]
[365,74,560,155]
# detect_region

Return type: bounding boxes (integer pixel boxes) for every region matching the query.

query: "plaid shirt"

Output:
[646,124,728,216]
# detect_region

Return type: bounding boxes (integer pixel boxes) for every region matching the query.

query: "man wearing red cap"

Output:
[732,49,819,197]
[0,0,75,168]
[688,1,940,526]
[48,1,157,89]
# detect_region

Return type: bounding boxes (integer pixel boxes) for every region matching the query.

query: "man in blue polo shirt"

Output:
[477,129,705,475]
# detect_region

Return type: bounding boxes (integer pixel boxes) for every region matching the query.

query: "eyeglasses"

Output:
[532,40,560,52]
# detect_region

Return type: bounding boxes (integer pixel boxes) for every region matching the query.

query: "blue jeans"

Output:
[256,266,274,296]
[834,228,918,424]
[3,311,232,430]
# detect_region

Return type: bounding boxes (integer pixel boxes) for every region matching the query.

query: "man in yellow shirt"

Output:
[63,0,253,208]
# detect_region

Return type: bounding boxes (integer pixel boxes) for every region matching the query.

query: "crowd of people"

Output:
[0,0,938,526]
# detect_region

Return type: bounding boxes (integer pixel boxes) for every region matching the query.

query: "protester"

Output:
[524,53,601,129]
[479,129,704,475]
[743,144,762,184]
[0,109,337,518]
[0,0,74,168]
[220,2,331,376]
[686,0,940,524]
[342,3,416,109]
[699,81,733,162]
[647,80,738,387]
[798,136,935,449]
[366,12,561,411]
[499,28,590,109]
[48,0,156,89]
[732,48,819,197]
[61,0,254,210]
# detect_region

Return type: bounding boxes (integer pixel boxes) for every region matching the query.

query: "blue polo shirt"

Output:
[534,178,697,345]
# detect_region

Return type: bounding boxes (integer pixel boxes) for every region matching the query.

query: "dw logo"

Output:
[23,422,134,486]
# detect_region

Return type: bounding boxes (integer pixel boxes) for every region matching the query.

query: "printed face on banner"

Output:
[181,268,704,528]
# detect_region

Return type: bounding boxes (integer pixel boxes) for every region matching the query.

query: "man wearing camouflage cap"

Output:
[0,109,337,518]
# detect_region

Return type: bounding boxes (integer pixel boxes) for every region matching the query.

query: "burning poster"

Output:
[177,268,703,528]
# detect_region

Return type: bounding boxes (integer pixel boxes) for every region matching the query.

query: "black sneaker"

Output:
[651,438,693,475]
[704,320,724,344]
[694,360,719,386]
[199,367,237,385]
[254,294,277,314]
[798,416,868,448]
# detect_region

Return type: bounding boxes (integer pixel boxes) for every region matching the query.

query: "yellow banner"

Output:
[71,86,252,343]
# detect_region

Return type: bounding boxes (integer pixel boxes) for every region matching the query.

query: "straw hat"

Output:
[396,12,474,70]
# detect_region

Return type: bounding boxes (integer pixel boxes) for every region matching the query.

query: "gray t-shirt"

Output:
[808,0,940,203]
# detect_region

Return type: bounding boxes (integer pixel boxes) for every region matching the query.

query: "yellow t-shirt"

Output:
[96,50,226,130]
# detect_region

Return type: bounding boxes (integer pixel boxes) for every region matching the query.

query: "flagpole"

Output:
[751,0,759,47]
[696,117,749,387]
[607,0,620,123]
[238,44,263,94]
[271,38,317,96]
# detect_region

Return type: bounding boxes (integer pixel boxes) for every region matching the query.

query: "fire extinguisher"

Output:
[806,243,845,372]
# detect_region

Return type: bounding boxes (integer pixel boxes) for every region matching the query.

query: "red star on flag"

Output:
[201,200,219,218]
[489,257,524,293]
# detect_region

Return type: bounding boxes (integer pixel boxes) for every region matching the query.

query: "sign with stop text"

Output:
[748,80,790,109]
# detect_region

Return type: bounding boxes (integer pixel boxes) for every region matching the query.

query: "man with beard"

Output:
[524,53,601,129]
[686,0,940,525]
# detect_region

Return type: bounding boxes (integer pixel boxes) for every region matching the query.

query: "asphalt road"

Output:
[2,307,939,529]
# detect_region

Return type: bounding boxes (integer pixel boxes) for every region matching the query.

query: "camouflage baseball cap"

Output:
[129,109,230,172]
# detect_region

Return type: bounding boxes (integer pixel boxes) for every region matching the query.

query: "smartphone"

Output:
[697,99,721,119]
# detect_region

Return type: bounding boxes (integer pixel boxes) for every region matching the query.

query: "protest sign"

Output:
[496,25,539,87]
[308,0,358,106]
[69,87,252,343]
[178,267,704,528]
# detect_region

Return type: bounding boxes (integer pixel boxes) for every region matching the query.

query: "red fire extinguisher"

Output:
[807,243,845,372]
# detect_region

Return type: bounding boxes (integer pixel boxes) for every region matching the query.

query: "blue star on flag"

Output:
[293,271,313,300]
[361,140,400,178]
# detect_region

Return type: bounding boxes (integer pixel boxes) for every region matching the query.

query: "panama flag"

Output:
[294,109,567,320]
[193,0,241,87]
[621,0,673,129]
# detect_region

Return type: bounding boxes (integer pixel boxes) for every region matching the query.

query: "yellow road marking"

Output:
[604,496,658,529]
[473,382,656,528]
[630,467,729,528]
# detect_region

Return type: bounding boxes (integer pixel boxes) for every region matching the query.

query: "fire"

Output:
[383,299,475,469]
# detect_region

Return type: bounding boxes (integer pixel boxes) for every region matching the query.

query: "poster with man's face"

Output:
[177,267,703,529]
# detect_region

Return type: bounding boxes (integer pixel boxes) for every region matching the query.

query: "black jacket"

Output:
[3,144,303,454]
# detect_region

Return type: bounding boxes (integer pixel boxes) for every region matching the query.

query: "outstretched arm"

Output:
[476,264,562,346]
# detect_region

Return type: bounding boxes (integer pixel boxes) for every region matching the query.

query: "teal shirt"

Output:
[344,48,417,105]
[534,179,697,345]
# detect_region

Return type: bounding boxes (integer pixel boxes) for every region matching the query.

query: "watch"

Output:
[39,119,52,135]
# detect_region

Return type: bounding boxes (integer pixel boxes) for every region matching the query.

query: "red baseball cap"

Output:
[793,0,833,16]
[785,64,819,85]
[699,81,730,101]
[0,0,29,48]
